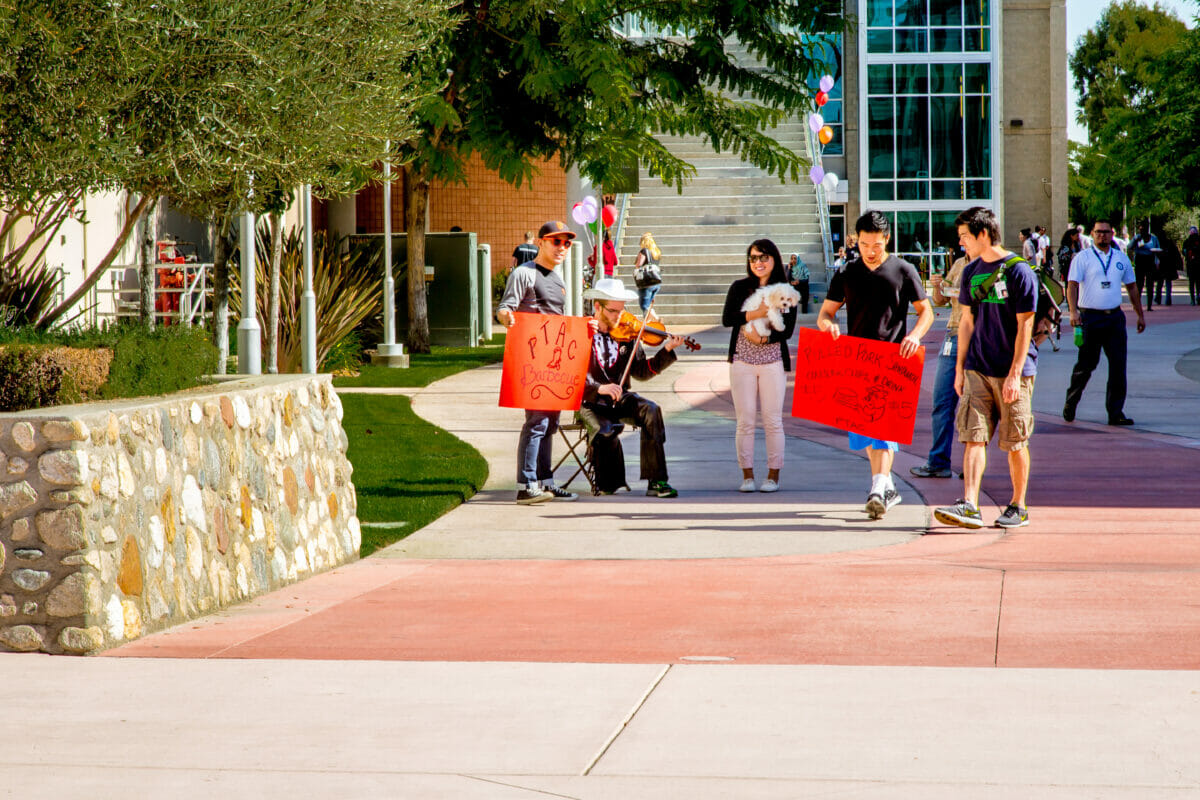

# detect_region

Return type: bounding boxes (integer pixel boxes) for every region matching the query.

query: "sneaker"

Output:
[909,463,952,478]
[543,485,578,501]
[739,478,757,493]
[933,500,984,529]
[516,485,552,505]
[883,488,901,511]
[865,492,886,520]
[759,479,779,493]
[1062,403,1076,422]
[646,480,678,498]
[1108,416,1134,426]
[994,504,1030,528]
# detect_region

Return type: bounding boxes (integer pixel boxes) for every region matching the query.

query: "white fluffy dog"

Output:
[742,283,801,339]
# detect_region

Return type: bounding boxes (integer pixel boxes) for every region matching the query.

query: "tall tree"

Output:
[396,1,842,353]
[1135,23,1200,210]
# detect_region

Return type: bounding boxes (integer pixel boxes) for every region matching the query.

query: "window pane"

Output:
[930,0,962,25]
[965,27,990,51]
[895,0,927,27]
[932,210,963,256]
[964,95,990,177]
[897,211,931,256]
[964,63,989,94]
[966,179,991,199]
[896,29,928,52]
[897,180,929,200]
[824,100,844,156]
[868,29,894,53]
[930,28,962,52]
[895,96,929,178]
[930,96,963,178]
[931,180,964,200]
[930,63,962,93]
[896,64,928,94]
[869,182,896,201]
[867,0,894,27]
[868,64,894,95]
[964,0,989,27]
[868,99,896,178]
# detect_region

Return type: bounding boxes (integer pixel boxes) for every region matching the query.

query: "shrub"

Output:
[320,330,364,376]
[102,324,219,399]
[0,346,76,411]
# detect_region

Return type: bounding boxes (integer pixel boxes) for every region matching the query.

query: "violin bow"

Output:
[617,296,656,389]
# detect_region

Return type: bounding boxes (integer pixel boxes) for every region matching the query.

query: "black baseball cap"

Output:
[537,221,576,240]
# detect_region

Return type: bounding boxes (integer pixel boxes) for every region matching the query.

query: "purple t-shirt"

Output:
[958,255,1038,378]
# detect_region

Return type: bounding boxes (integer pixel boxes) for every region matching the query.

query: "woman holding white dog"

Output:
[721,238,798,493]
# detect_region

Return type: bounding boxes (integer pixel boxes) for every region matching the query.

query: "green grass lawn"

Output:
[336,339,505,556]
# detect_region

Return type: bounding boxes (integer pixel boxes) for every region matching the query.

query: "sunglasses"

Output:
[749,254,772,263]
[544,237,573,248]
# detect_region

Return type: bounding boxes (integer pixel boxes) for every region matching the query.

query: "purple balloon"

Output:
[582,195,599,209]
[808,113,824,133]
[809,165,825,185]
[571,203,589,225]
[819,74,835,93]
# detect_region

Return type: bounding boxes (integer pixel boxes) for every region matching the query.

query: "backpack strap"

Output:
[970,255,1026,302]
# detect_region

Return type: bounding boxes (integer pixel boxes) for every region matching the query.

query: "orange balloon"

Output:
[818,126,833,145]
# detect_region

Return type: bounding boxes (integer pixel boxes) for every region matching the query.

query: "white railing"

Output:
[90,263,213,327]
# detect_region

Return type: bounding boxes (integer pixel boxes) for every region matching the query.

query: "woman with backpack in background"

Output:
[1057,228,1082,283]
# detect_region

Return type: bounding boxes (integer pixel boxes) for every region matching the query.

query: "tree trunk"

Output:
[212,221,231,374]
[38,191,155,329]
[404,168,431,353]
[267,211,283,373]
[139,198,160,328]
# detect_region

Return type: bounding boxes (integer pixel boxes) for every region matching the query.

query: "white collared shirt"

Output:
[1068,246,1136,309]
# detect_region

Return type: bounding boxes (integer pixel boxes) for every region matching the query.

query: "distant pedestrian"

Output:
[1152,231,1181,306]
[1062,219,1145,427]
[1057,228,1082,283]
[817,211,933,520]
[1034,225,1051,267]
[1020,228,1038,263]
[1131,222,1160,310]
[910,253,969,479]
[1183,226,1200,305]
[723,239,798,493]
[934,207,1038,530]
[787,253,810,313]
[632,232,664,313]
[1078,224,1095,250]
[510,231,538,268]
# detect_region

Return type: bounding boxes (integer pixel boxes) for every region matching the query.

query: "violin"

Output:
[608,310,701,351]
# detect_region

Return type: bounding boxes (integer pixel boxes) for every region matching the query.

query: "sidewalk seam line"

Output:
[994,569,1007,667]
[580,664,672,776]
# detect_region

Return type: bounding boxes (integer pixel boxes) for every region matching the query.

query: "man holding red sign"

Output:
[496,220,579,505]
[816,211,933,520]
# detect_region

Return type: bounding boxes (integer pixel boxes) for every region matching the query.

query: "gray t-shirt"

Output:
[497,264,566,316]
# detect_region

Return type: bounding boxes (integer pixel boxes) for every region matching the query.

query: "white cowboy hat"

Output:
[582,277,639,302]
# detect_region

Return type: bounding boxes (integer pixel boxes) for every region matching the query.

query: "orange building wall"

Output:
[352,155,568,273]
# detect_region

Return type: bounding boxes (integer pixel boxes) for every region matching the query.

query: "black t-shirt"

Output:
[511,243,538,264]
[825,255,926,343]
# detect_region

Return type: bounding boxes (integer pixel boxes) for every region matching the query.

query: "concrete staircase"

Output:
[617,120,828,325]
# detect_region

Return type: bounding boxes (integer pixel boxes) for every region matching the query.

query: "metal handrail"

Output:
[613,192,631,273]
[90,263,214,327]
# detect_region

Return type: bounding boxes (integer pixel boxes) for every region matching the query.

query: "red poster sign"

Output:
[499,312,591,411]
[790,328,925,444]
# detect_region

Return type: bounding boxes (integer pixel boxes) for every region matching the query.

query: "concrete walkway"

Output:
[4,302,1200,796]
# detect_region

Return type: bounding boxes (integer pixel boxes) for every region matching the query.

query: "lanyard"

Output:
[1093,246,1114,278]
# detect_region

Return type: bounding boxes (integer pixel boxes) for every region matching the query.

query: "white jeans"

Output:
[730,359,786,470]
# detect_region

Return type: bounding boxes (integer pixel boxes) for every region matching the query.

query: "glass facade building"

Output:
[858,0,998,259]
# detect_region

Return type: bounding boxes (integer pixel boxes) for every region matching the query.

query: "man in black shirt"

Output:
[510,231,539,268]
[816,211,933,520]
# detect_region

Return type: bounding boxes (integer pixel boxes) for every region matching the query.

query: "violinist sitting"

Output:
[581,278,687,498]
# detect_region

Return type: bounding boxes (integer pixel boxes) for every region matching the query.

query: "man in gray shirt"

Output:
[496,220,578,504]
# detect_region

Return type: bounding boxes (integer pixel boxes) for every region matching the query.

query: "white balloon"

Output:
[821,172,840,192]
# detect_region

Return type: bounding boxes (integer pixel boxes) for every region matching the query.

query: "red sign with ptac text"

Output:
[498,312,591,411]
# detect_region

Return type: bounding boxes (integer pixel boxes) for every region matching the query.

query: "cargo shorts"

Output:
[956,370,1035,452]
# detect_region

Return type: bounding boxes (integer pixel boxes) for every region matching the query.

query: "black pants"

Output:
[792,279,810,313]
[1134,257,1155,308]
[579,393,668,493]
[1150,273,1173,305]
[1189,266,1200,304]
[1064,308,1128,420]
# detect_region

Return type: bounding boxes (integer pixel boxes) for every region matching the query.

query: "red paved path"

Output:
[111,307,1200,669]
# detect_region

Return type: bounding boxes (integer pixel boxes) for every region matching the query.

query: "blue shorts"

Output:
[847,432,898,452]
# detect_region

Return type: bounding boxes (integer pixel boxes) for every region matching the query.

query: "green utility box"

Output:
[350,232,480,347]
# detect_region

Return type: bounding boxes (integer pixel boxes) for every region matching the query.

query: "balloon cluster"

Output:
[571,196,618,228]
[808,74,839,193]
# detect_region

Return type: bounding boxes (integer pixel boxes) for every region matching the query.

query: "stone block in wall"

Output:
[0,375,361,654]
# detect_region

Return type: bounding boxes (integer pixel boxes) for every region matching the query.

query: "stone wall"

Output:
[0,375,360,654]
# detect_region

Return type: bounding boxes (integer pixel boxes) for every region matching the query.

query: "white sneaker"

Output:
[759,479,779,493]
[738,478,757,493]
